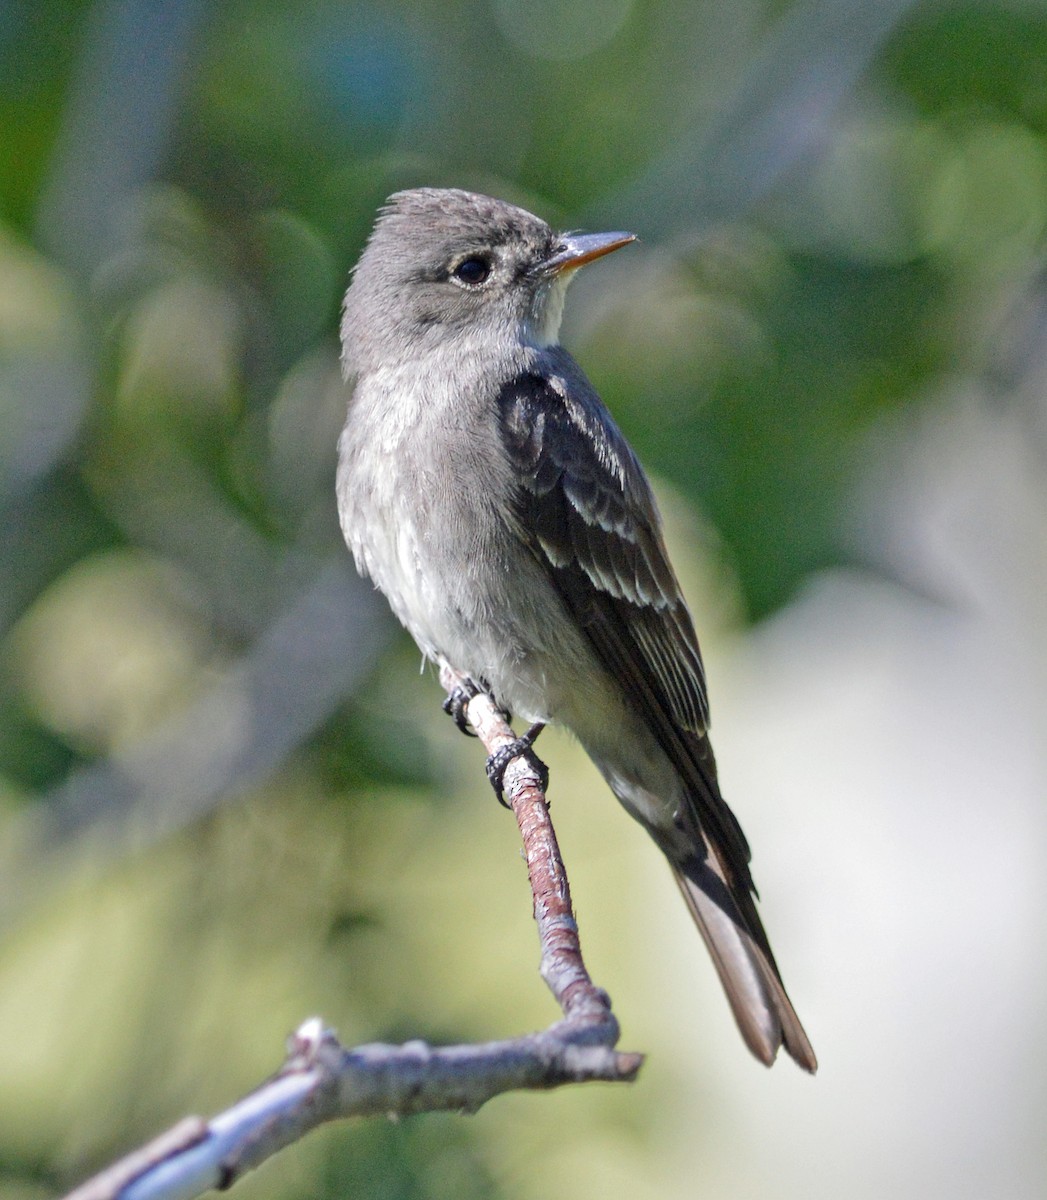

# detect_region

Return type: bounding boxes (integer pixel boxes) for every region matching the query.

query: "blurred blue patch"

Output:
[305,15,427,131]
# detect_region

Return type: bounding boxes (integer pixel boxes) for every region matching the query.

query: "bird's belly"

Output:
[418,536,597,726]
[341,464,584,723]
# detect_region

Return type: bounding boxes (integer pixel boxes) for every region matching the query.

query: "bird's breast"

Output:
[336,362,600,723]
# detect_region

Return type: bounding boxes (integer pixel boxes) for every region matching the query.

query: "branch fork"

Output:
[63,668,641,1200]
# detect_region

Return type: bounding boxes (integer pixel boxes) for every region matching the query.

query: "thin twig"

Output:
[437,664,618,1032]
[60,673,641,1200]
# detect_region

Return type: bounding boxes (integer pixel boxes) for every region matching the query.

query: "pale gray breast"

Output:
[337,349,593,716]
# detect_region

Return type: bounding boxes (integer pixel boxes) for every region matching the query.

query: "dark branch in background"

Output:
[61,675,641,1200]
[602,0,922,238]
[1,559,390,932]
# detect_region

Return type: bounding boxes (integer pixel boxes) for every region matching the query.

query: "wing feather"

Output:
[496,369,756,888]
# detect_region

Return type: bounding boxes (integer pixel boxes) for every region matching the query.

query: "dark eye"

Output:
[452,256,491,286]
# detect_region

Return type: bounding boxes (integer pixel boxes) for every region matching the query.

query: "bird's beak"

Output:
[540,231,636,275]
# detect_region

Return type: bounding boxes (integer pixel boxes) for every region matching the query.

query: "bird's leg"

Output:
[486,722,548,808]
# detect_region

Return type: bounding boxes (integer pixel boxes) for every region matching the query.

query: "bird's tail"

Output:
[672,843,817,1072]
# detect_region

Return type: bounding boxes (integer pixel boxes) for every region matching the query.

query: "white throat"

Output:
[529,269,577,347]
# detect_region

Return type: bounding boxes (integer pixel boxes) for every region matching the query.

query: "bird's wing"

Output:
[496,369,755,893]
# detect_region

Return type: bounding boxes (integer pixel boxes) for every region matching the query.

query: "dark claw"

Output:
[442,683,479,737]
[485,723,548,807]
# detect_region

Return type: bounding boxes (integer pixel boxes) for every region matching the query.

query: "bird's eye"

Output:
[452,256,491,286]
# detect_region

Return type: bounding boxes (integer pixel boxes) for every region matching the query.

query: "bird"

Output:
[336,186,816,1071]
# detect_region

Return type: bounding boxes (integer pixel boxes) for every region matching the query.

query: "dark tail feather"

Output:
[673,848,817,1072]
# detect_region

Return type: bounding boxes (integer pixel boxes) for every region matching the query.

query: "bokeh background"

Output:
[2,0,1045,1197]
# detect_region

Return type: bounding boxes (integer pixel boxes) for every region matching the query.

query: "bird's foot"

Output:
[442,681,480,736]
[442,678,512,737]
[485,722,548,808]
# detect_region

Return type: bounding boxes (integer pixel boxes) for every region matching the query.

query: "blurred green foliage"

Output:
[1,0,1045,1197]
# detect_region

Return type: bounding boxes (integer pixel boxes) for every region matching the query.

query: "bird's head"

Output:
[341,187,634,374]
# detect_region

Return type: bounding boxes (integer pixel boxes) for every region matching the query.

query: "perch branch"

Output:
[437,663,619,1032]
[61,670,641,1200]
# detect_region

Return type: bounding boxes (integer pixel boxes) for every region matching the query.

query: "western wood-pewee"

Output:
[337,187,816,1071]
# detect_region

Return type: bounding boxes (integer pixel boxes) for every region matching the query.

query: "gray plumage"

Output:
[337,187,816,1072]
